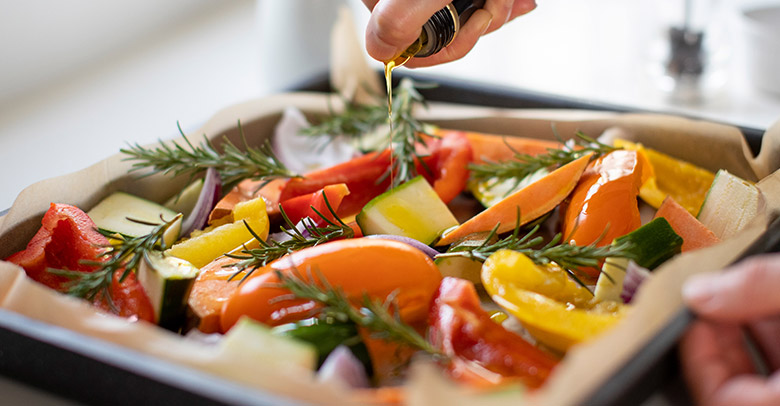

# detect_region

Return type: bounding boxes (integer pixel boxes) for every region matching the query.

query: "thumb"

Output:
[683,254,780,321]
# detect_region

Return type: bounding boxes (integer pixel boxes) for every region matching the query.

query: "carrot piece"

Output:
[433,129,562,164]
[436,152,593,247]
[653,196,720,252]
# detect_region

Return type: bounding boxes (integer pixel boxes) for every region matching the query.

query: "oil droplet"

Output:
[489,310,508,323]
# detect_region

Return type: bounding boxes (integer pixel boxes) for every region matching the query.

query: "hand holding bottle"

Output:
[680,254,780,405]
[361,0,536,67]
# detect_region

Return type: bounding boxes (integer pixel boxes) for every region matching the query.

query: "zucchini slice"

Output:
[138,251,199,329]
[697,170,762,240]
[221,317,317,372]
[356,176,459,245]
[594,217,682,302]
[88,191,182,246]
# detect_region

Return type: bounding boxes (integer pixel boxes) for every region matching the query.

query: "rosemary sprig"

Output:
[274,268,444,358]
[435,219,635,290]
[383,78,433,188]
[301,78,434,188]
[121,122,298,191]
[225,195,354,282]
[469,131,617,187]
[299,95,388,141]
[50,215,181,309]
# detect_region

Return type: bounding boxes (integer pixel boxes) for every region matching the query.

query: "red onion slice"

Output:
[620,261,651,304]
[365,234,439,259]
[181,167,221,237]
[316,345,370,388]
[268,218,311,243]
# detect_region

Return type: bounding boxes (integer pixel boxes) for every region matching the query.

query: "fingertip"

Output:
[682,272,719,310]
[709,375,780,406]
[511,0,537,19]
[364,24,403,62]
[684,255,780,321]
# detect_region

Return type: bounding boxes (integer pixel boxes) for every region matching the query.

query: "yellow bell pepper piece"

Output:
[482,250,626,353]
[485,249,594,307]
[167,197,269,268]
[615,139,715,216]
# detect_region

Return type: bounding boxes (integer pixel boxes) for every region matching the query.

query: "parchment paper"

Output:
[2,6,780,406]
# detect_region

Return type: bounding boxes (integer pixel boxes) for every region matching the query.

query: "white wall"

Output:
[0,0,218,106]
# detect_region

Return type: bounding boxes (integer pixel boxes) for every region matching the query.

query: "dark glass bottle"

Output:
[395,0,486,64]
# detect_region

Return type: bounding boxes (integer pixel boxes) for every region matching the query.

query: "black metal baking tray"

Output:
[0,71,768,405]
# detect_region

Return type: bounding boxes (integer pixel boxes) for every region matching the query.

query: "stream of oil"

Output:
[384,60,397,188]
[384,54,412,189]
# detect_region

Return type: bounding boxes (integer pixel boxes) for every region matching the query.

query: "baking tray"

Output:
[0,71,769,405]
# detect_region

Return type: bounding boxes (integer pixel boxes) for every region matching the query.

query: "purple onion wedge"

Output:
[180,167,221,237]
[316,345,370,388]
[620,261,651,304]
[365,234,439,259]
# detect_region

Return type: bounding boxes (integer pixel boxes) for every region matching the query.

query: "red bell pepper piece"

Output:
[279,132,472,218]
[279,183,350,226]
[5,203,154,322]
[280,150,392,218]
[428,277,558,389]
[419,131,473,204]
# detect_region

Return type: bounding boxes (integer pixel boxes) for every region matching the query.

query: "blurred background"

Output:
[1,0,780,403]
[1,0,779,211]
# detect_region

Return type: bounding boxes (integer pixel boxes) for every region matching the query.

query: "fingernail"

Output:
[472,9,493,35]
[682,274,718,307]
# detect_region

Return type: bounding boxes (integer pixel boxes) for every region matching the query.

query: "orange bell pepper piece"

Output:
[219,238,442,332]
[560,150,644,277]
[437,152,593,246]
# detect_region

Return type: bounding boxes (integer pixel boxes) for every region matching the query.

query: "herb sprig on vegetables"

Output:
[383,78,434,188]
[121,122,298,190]
[274,268,445,358]
[299,95,388,141]
[435,217,635,289]
[226,196,354,282]
[50,215,182,310]
[469,131,617,187]
[302,78,435,188]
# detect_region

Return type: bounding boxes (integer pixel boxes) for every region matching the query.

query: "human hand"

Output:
[680,254,780,406]
[361,0,536,68]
